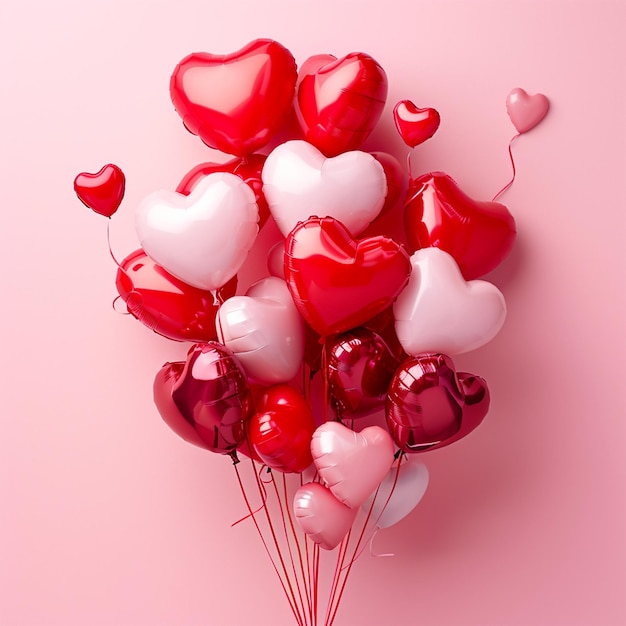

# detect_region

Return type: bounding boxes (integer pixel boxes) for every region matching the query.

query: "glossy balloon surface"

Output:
[393,100,440,148]
[506,88,550,134]
[74,163,125,217]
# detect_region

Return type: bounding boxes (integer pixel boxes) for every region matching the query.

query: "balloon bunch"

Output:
[75,38,548,626]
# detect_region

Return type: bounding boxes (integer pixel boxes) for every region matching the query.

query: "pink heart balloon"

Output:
[135,172,259,291]
[216,277,305,384]
[311,422,395,509]
[393,248,506,356]
[262,140,387,237]
[293,482,357,550]
[506,88,550,134]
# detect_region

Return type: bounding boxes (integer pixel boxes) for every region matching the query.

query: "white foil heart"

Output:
[311,422,395,509]
[216,277,305,384]
[135,172,259,291]
[393,248,506,356]
[262,140,387,237]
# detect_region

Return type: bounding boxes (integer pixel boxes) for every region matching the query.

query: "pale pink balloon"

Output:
[267,240,285,279]
[311,422,395,509]
[362,457,429,529]
[261,139,387,237]
[293,482,357,550]
[393,248,507,356]
[506,88,550,134]
[216,277,305,384]
[135,172,259,291]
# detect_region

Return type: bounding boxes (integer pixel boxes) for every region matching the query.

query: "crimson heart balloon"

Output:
[247,385,316,473]
[176,153,270,228]
[284,217,412,337]
[170,39,297,157]
[115,248,236,343]
[74,163,125,217]
[153,343,253,457]
[328,328,400,420]
[295,52,388,157]
[404,172,516,279]
[393,100,440,148]
[386,353,490,453]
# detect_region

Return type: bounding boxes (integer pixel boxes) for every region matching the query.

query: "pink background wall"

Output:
[1,1,625,625]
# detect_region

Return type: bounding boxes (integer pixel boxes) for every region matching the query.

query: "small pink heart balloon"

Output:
[506,88,550,134]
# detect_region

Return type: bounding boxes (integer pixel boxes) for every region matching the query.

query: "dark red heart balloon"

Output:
[404,172,516,279]
[284,217,412,337]
[386,353,490,453]
[295,52,388,157]
[176,153,270,227]
[170,39,297,157]
[393,100,440,148]
[74,163,125,217]
[115,248,237,343]
[153,343,253,457]
[247,385,316,473]
[328,328,400,420]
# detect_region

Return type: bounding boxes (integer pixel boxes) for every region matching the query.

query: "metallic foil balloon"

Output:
[246,384,316,473]
[506,88,550,134]
[170,39,297,156]
[74,163,125,217]
[393,100,441,148]
[327,328,400,419]
[116,248,236,343]
[386,353,490,453]
[295,52,388,157]
[153,343,253,457]
[404,171,516,279]
[284,217,412,337]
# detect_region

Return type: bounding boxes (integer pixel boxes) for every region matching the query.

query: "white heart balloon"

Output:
[135,172,258,291]
[262,140,387,237]
[216,277,305,384]
[393,248,507,355]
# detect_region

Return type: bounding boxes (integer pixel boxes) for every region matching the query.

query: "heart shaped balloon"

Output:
[176,153,270,227]
[311,422,395,509]
[506,88,550,134]
[393,248,507,356]
[246,384,316,473]
[295,52,388,157]
[293,482,357,550]
[216,277,305,385]
[262,140,387,238]
[170,39,297,156]
[284,217,412,337]
[153,343,253,456]
[393,100,441,148]
[404,171,516,279]
[116,248,237,342]
[386,353,490,453]
[74,163,125,217]
[135,172,259,291]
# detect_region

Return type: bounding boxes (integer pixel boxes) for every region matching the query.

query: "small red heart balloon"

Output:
[393,100,441,148]
[115,248,237,343]
[74,163,125,217]
[176,153,270,228]
[404,172,516,279]
[284,217,412,337]
[153,343,253,457]
[295,52,388,157]
[247,385,316,473]
[386,353,490,453]
[170,39,297,157]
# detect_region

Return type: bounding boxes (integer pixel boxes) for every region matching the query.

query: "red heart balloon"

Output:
[115,248,237,342]
[386,353,490,453]
[295,52,388,157]
[404,172,516,279]
[176,153,270,228]
[393,100,440,148]
[170,39,297,157]
[153,343,253,457]
[247,385,316,473]
[74,163,125,217]
[284,217,411,337]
